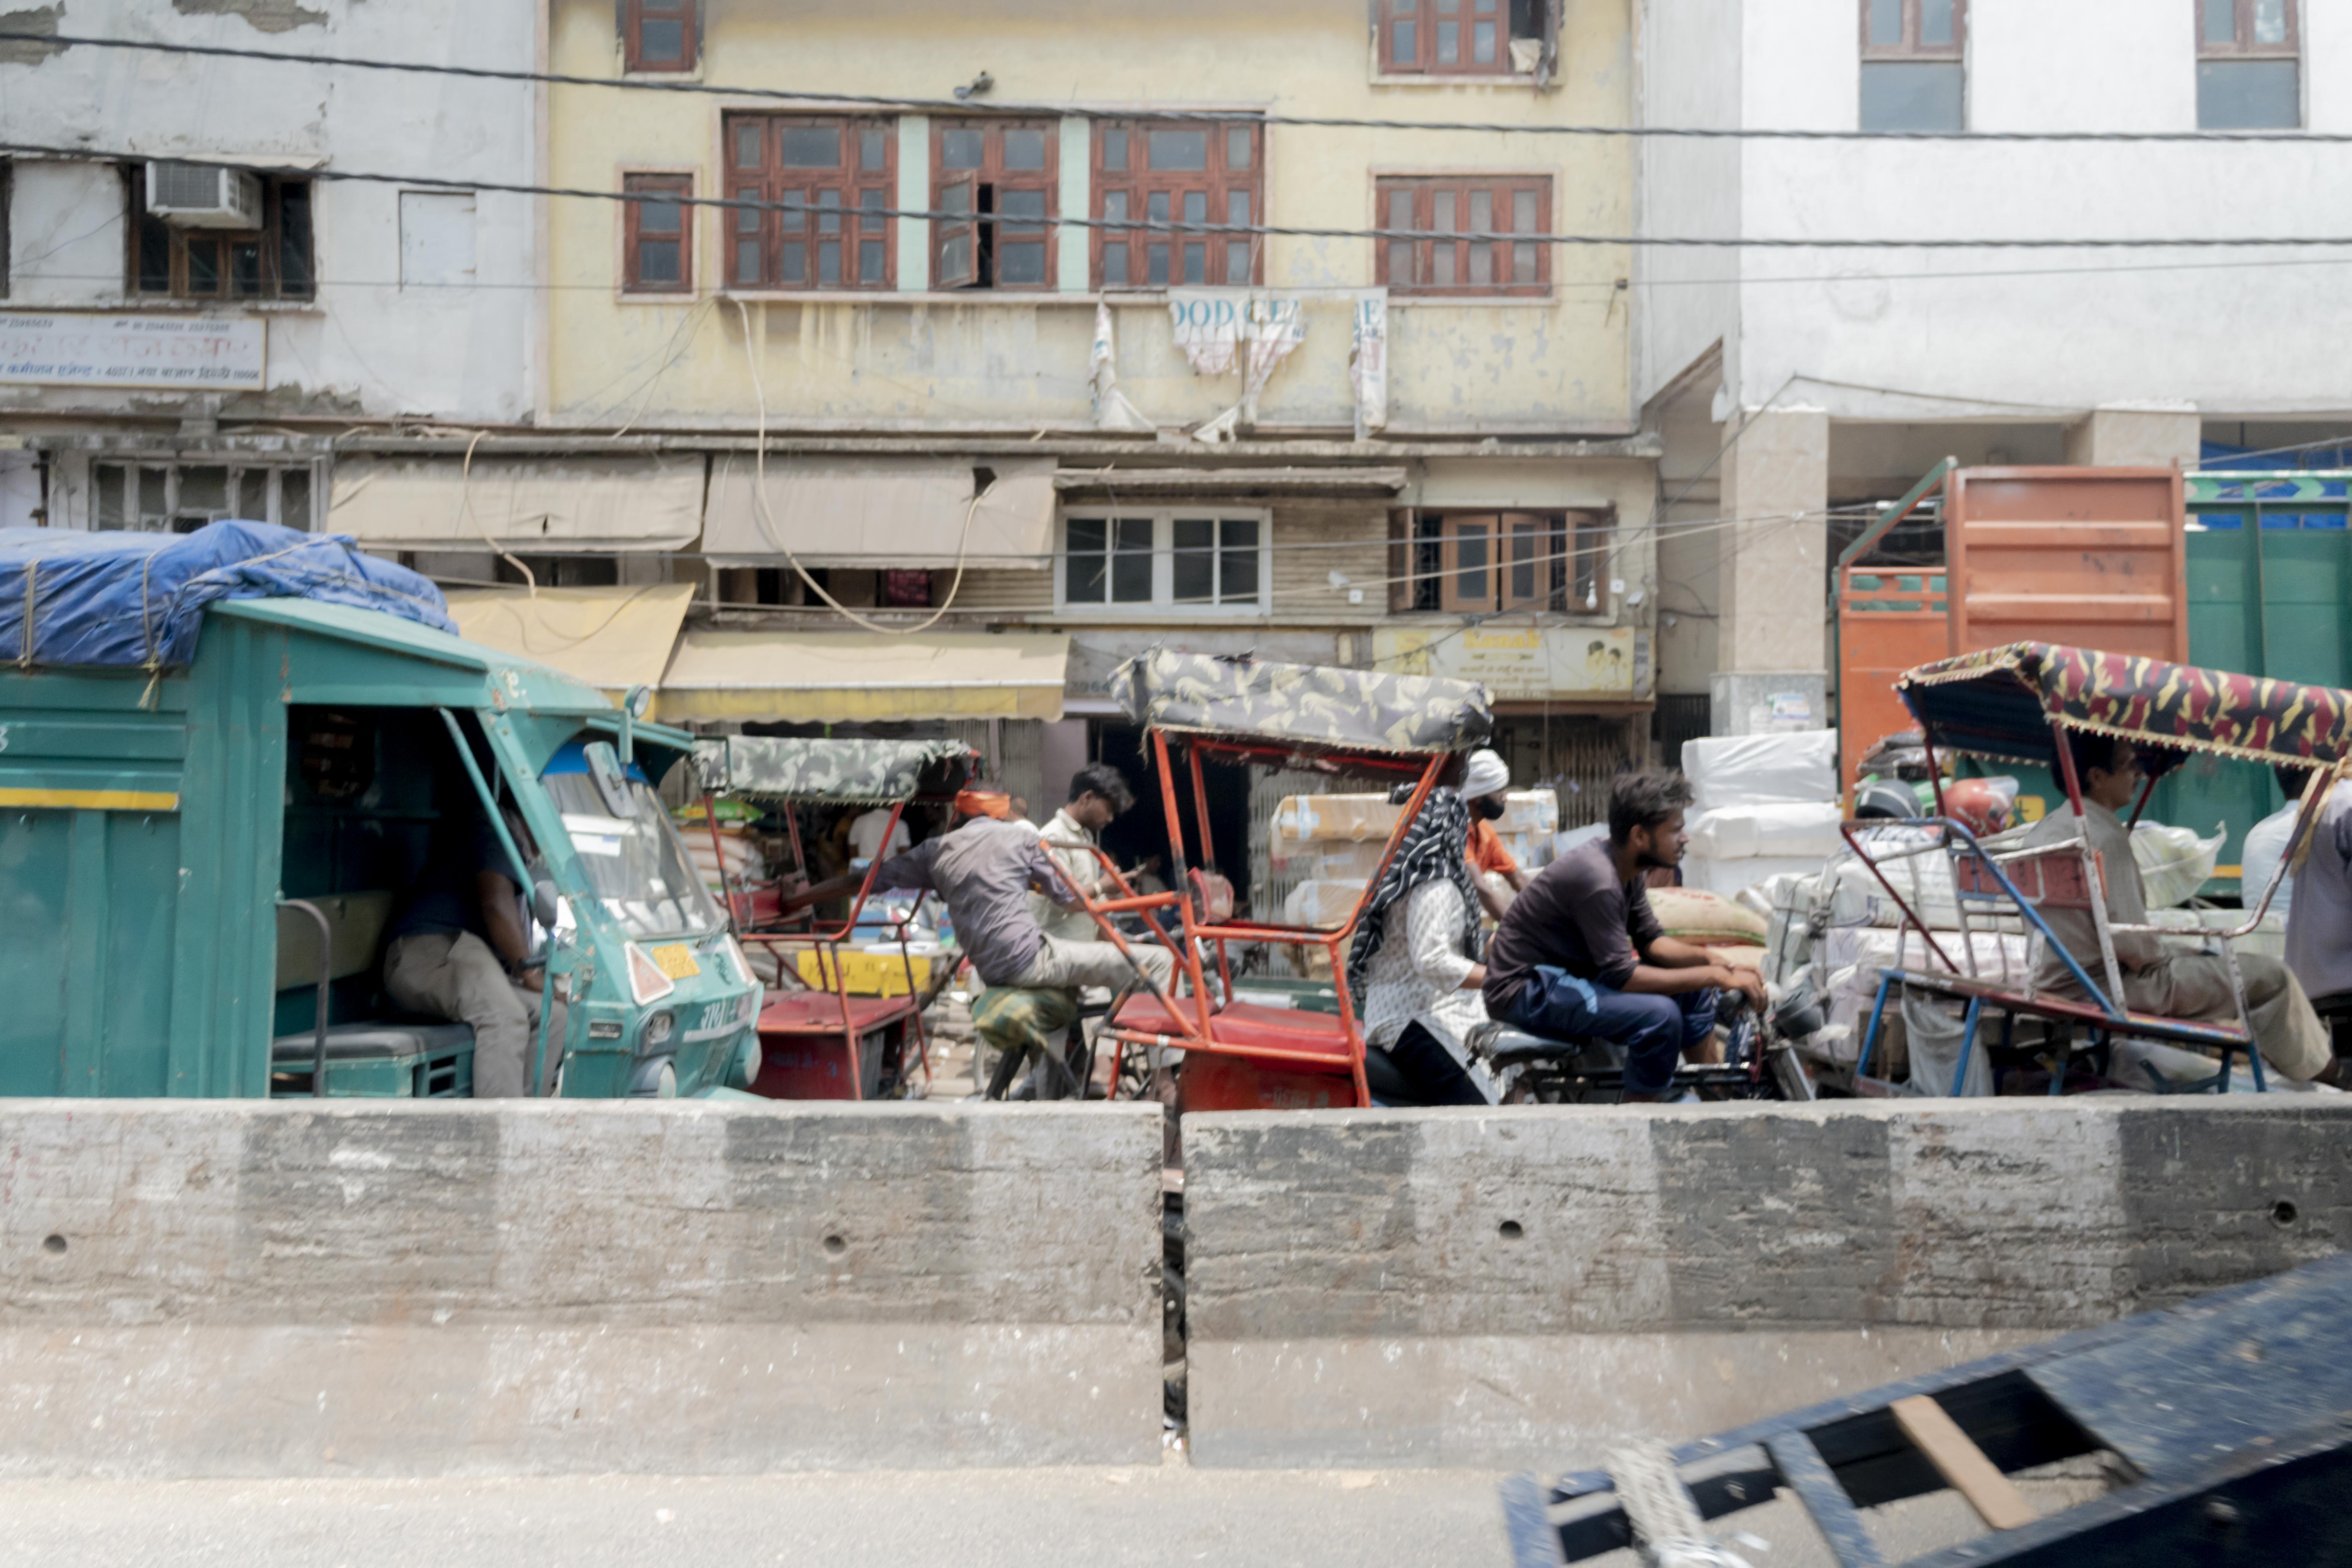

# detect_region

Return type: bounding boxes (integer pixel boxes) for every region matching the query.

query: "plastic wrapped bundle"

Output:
[1681,732,1838,812]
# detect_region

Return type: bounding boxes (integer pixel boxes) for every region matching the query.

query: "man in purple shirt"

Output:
[1482,770,1764,1102]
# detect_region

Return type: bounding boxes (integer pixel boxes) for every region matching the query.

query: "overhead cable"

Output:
[7,141,2349,250]
[5,29,2351,144]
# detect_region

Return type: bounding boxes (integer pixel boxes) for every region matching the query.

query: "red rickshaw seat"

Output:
[1109,995,1355,1062]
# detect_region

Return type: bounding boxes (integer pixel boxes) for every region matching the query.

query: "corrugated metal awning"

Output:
[443,584,696,696]
[703,456,1056,568]
[655,630,1068,723]
[326,455,706,551]
[1053,466,1410,493]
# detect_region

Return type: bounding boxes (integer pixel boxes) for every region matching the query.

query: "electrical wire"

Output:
[8,140,2352,250]
[9,29,2352,144]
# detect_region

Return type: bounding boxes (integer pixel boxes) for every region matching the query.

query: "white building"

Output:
[0,1,540,533]
[1636,0,2352,734]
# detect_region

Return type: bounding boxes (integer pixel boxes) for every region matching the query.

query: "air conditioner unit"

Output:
[146,161,265,229]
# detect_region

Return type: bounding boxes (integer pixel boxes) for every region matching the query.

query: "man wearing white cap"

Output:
[1459,747,1527,920]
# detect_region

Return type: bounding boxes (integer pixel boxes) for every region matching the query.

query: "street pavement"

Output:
[0,1462,2100,1566]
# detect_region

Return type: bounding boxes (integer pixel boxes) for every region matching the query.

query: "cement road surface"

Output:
[0,1462,2100,1567]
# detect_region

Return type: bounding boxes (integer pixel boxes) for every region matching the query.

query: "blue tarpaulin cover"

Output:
[0,520,456,668]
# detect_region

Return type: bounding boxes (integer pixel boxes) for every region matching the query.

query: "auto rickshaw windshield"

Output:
[544,770,727,940]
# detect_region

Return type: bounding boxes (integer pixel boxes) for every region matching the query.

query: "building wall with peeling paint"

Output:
[0,0,539,431]
[542,0,1637,438]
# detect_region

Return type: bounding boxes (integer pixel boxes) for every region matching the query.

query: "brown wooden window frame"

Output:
[1091,119,1265,292]
[1374,175,1550,297]
[2198,0,2299,57]
[1859,0,1966,58]
[621,172,693,295]
[932,119,1059,292]
[1376,0,1552,77]
[622,0,698,74]
[721,115,895,294]
[127,167,315,302]
[1388,509,1609,613]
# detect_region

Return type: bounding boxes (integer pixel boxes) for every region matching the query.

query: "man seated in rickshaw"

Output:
[2024,733,2338,1085]
[383,800,563,1098]
[782,786,1176,1000]
[1031,764,1141,945]
[1480,771,1766,1103]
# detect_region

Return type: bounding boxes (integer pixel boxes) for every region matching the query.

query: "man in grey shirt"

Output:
[2024,733,2335,1084]
[785,790,1174,995]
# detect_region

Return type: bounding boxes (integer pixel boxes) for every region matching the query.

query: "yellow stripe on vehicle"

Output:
[0,787,179,811]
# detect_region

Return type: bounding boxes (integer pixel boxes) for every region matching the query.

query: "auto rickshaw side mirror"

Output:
[532,878,563,933]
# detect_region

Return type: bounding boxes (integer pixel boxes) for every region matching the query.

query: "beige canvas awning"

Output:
[443,584,697,695]
[655,630,1068,723]
[327,455,706,550]
[702,456,1056,568]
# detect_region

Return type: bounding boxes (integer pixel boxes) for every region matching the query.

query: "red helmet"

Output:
[1943,778,2009,836]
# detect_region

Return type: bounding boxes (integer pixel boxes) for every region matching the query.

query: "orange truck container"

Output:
[1837,466,2188,795]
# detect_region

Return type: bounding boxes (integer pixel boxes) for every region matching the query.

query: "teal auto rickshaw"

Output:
[0,522,761,1099]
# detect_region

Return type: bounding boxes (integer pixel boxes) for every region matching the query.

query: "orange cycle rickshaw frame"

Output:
[1073,651,1494,1110]
[692,735,984,1100]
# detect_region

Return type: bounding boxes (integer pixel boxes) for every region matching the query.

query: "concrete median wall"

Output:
[1181,1099,2352,1470]
[0,1100,1165,1477]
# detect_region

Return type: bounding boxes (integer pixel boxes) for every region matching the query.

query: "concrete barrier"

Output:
[1181,1099,2352,1469]
[0,1100,1165,1476]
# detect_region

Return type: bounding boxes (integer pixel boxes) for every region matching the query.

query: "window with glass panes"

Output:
[1059,512,1269,613]
[1378,0,1548,75]
[723,116,894,291]
[932,121,1057,290]
[622,0,696,73]
[130,169,314,301]
[1092,121,1264,290]
[621,173,692,293]
[2198,0,2300,130]
[1387,510,1608,613]
[1859,0,1965,133]
[1374,177,1549,296]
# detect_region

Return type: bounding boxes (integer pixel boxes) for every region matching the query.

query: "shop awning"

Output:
[442,583,696,696]
[701,456,1056,568]
[655,630,1068,723]
[326,455,707,551]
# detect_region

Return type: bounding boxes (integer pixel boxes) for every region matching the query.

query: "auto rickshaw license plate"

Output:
[650,944,701,979]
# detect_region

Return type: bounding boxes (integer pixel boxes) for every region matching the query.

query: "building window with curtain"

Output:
[1057,512,1272,615]
[722,116,895,291]
[1388,511,1610,613]
[932,120,1057,290]
[621,173,692,294]
[1377,0,1553,76]
[2199,0,2299,130]
[1860,0,1965,133]
[1374,175,1549,296]
[1092,120,1263,290]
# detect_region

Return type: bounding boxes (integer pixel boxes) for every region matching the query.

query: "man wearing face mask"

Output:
[1458,748,1529,921]
[1482,769,1765,1103]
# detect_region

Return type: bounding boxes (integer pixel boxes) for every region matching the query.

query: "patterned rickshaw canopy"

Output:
[1112,649,1492,757]
[1897,642,2352,776]
[691,736,980,804]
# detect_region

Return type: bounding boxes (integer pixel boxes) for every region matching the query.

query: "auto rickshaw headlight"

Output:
[642,1009,676,1049]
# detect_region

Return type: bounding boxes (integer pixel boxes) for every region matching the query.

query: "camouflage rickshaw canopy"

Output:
[1898,642,2352,777]
[1112,649,1493,757]
[692,735,981,805]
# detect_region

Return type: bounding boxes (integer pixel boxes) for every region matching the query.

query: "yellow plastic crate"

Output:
[795,948,934,997]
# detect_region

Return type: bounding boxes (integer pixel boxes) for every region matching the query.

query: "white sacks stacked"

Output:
[1678,731,1844,898]
[1271,788,1559,927]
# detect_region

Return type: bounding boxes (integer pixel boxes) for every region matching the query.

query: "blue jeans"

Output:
[1493,965,1717,1096]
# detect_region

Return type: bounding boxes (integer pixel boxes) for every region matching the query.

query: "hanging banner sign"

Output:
[0,312,267,391]
[1373,624,1639,701]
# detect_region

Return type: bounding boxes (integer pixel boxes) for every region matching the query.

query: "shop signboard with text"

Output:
[0,312,266,391]
[1373,623,1638,701]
